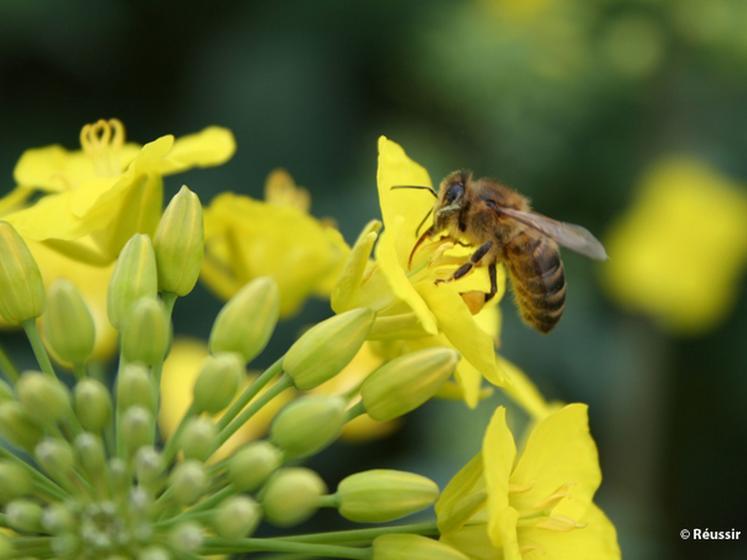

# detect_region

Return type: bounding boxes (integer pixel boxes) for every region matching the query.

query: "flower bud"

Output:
[17,370,71,424]
[6,498,43,533]
[283,307,374,390]
[261,468,326,527]
[209,277,279,363]
[270,395,346,458]
[0,534,12,559]
[121,297,171,367]
[180,417,217,462]
[74,433,106,476]
[0,380,13,402]
[135,446,164,485]
[361,348,459,421]
[74,378,112,432]
[122,406,154,454]
[138,546,171,560]
[337,469,439,522]
[0,221,45,324]
[51,534,79,557]
[372,534,468,560]
[0,461,33,503]
[169,521,204,553]
[0,401,43,451]
[43,279,95,365]
[107,458,129,498]
[108,234,157,329]
[331,220,381,313]
[42,503,75,533]
[213,496,261,538]
[228,441,282,492]
[192,353,242,414]
[116,363,154,411]
[35,438,74,479]
[170,460,207,506]
[154,185,204,296]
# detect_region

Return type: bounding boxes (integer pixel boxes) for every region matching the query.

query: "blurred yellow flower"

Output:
[159,338,293,460]
[437,404,619,559]
[2,118,235,265]
[603,158,747,334]
[202,169,349,317]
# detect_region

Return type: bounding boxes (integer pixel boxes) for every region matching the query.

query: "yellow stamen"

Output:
[79,118,126,177]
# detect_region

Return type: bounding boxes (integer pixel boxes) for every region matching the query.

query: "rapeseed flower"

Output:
[202,169,348,317]
[604,158,747,334]
[437,404,620,559]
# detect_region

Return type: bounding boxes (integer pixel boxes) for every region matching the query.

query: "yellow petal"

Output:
[417,281,506,386]
[376,136,435,267]
[482,407,519,550]
[0,186,34,214]
[375,217,437,334]
[517,503,621,560]
[497,357,551,420]
[264,168,311,212]
[441,523,502,560]
[154,127,236,175]
[510,404,601,525]
[436,453,486,535]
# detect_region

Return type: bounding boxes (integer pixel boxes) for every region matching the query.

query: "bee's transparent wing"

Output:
[498,207,608,260]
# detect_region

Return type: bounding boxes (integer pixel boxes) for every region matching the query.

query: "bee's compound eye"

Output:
[445,182,464,204]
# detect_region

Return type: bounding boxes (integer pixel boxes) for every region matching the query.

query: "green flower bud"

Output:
[42,502,75,534]
[135,446,164,485]
[361,348,459,421]
[5,498,43,533]
[337,469,439,522]
[170,460,207,506]
[192,353,243,414]
[372,534,468,560]
[261,467,326,527]
[107,458,129,497]
[74,379,112,432]
[108,234,157,330]
[0,401,43,451]
[209,277,279,363]
[270,395,346,458]
[228,441,283,492]
[0,380,13,402]
[0,221,45,325]
[116,363,154,411]
[180,417,217,462]
[43,279,95,365]
[16,370,71,424]
[169,521,204,553]
[74,433,106,476]
[331,220,381,313]
[138,545,171,560]
[154,185,204,296]
[0,461,33,503]
[0,534,12,559]
[35,438,74,479]
[51,533,79,557]
[122,406,154,454]
[213,496,261,538]
[121,297,171,367]
[283,307,375,390]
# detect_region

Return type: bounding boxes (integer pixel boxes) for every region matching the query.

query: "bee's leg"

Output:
[435,241,493,285]
[484,262,498,302]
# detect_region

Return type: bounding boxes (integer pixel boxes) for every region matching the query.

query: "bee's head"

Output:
[434,170,471,231]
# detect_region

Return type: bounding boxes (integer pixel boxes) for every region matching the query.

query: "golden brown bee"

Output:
[394,170,607,333]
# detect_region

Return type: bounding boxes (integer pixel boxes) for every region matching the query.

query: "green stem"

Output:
[269,521,439,544]
[161,402,197,465]
[317,493,340,508]
[156,485,234,528]
[344,400,367,422]
[215,375,293,451]
[161,291,178,315]
[217,358,283,431]
[73,362,87,379]
[22,320,57,378]
[201,538,370,560]
[0,344,19,383]
[0,444,68,501]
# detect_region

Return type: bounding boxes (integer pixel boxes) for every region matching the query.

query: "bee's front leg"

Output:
[435,241,493,285]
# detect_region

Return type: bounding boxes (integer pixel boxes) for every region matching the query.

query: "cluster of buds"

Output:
[0,187,468,559]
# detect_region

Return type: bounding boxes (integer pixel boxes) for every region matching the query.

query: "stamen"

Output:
[79,118,127,177]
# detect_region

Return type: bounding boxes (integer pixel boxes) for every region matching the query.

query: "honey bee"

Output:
[393,170,607,333]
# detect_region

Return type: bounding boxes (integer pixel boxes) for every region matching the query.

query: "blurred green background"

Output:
[1,1,746,558]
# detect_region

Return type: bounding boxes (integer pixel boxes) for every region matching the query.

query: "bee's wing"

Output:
[498,207,608,260]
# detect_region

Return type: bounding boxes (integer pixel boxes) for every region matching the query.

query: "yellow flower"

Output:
[159,338,293,461]
[437,404,620,560]
[2,118,235,265]
[201,169,349,317]
[603,158,747,334]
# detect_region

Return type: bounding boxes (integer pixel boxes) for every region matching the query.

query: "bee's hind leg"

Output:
[435,241,493,285]
[484,262,498,302]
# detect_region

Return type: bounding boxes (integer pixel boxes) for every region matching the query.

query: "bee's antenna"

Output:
[414,207,432,237]
[391,185,437,198]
